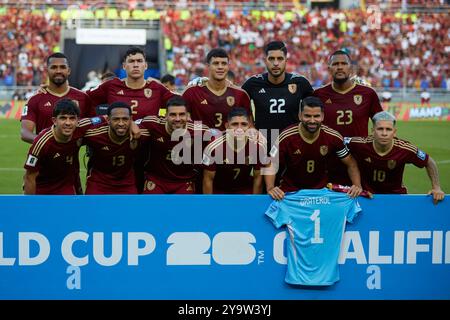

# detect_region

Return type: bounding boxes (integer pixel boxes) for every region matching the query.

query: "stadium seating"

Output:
[0,3,448,90]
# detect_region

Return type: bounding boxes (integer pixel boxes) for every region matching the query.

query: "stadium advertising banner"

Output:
[385,102,450,121]
[0,194,448,299]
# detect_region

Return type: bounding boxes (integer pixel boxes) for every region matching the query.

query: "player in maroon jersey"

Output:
[23,99,104,194]
[87,46,175,119]
[83,102,143,194]
[182,48,252,131]
[314,50,383,186]
[264,96,362,200]
[347,111,445,204]
[138,96,210,194]
[87,47,176,192]
[21,53,92,144]
[202,107,268,194]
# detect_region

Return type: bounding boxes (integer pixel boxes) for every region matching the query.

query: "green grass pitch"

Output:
[0,119,449,195]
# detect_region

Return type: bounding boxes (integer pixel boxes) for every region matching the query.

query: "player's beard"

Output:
[302,121,320,134]
[269,66,285,79]
[333,74,349,85]
[50,74,67,87]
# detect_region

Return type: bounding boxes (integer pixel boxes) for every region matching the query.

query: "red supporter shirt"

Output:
[138,116,210,182]
[348,136,429,194]
[87,78,175,119]
[182,82,252,130]
[271,124,349,192]
[83,125,143,194]
[24,117,103,194]
[202,133,268,194]
[21,87,92,134]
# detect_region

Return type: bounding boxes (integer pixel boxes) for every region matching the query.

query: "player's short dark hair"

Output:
[100,71,116,82]
[206,48,229,64]
[300,96,324,112]
[53,99,80,117]
[123,46,146,62]
[107,101,131,116]
[161,74,175,85]
[46,52,69,65]
[227,70,235,81]
[264,41,287,56]
[166,96,186,109]
[227,107,249,122]
[328,50,352,65]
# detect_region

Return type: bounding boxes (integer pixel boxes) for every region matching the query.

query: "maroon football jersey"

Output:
[21,87,92,134]
[24,118,101,194]
[314,83,383,137]
[182,82,252,130]
[348,136,429,194]
[202,133,268,194]
[138,116,209,182]
[83,125,142,194]
[87,78,174,119]
[314,82,383,185]
[271,124,349,192]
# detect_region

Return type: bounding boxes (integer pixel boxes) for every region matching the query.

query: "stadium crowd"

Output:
[0,4,449,90]
[162,8,449,88]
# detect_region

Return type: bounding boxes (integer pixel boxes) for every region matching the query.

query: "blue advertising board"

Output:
[0,194,448,299]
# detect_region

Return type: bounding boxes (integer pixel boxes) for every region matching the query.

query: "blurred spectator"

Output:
[81,70,101,91]
[420,90,431,106]
[381,90,393,103]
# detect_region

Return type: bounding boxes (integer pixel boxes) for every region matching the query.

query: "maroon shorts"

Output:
[143,175,195,194]
[85,180,138,194]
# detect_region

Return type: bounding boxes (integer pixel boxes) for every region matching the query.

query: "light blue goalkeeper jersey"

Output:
[265,188,362,286]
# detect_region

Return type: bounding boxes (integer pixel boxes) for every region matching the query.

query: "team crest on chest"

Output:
[288,84,297,94]
[387,159,396,170]
[144,88,152,98]
[226,96,235,107]
[320,145,328,156]
[353,94,362,105]
[145,180,156,191]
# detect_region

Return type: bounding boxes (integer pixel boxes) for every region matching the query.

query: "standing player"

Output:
[182,48,252,131]
[87,46,176,192]
[23,99,103,194]
[87,46,175,119]
[138,96,210,194]
[314,50,383,185]
[242,41,314,148]
[21,52,92,143]
[202,107,268,194]
[347,111,445,204]
[265,96,362,200]
[83,102,142,194]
